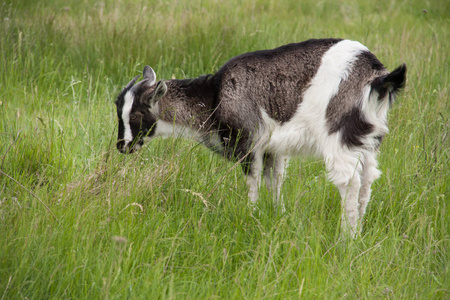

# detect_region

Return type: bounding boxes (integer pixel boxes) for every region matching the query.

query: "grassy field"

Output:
[0,0,448,298]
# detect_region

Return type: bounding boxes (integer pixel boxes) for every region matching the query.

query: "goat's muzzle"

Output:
[117,140,143,154]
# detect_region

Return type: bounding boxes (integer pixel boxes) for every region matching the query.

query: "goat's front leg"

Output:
[263,154,289,211]
[246,151,264,206]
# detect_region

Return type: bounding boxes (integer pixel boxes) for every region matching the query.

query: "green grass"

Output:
[0,0,448,298]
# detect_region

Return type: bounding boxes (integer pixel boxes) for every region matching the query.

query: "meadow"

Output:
[0,0,448,298]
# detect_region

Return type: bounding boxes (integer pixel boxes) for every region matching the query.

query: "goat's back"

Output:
[212,39,391,157]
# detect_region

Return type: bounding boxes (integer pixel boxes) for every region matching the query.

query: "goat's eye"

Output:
[130,114,137,120]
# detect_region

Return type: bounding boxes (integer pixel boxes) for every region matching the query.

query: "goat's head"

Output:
[115,66,167,153]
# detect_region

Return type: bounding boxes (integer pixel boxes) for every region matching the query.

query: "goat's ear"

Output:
[146,80,167,106]
[143,65,157,86]
[371,64,407,98]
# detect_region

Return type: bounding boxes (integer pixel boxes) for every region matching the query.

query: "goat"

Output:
[114,38,406,237]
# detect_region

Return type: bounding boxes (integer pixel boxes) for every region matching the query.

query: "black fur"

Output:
[329,106,374,147]
[371,64,407,100]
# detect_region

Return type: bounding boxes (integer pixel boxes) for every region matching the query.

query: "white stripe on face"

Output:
[122,91,135,147]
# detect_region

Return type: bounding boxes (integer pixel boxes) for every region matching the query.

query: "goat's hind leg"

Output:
[358,152,381,222]
[327,152,363,237]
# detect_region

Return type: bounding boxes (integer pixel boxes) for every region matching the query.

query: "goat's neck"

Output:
[158,75,217,132]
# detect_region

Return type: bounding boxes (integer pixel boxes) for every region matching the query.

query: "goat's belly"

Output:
[260,108,338,158]
[258,115,319,157]
[265,127,319,157]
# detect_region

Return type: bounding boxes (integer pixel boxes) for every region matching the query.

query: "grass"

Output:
[0,0,448,298]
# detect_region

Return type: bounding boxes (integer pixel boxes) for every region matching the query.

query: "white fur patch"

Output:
[153,120,175,138]
[152,119,224,152]
[264,40,368,158]
[122,91,134,146]
[154,120,198,140]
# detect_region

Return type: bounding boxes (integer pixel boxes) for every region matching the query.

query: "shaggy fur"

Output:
[114,38,406,237]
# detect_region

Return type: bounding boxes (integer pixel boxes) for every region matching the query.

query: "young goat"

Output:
[114,39,406,237]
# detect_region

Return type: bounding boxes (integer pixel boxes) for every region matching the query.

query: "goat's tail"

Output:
[370,64,407,102]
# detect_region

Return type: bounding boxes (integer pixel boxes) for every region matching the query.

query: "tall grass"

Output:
[1,0,448,298]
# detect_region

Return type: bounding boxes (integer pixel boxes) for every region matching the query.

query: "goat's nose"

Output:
[117,141,136,154]
[117,140,127,153]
